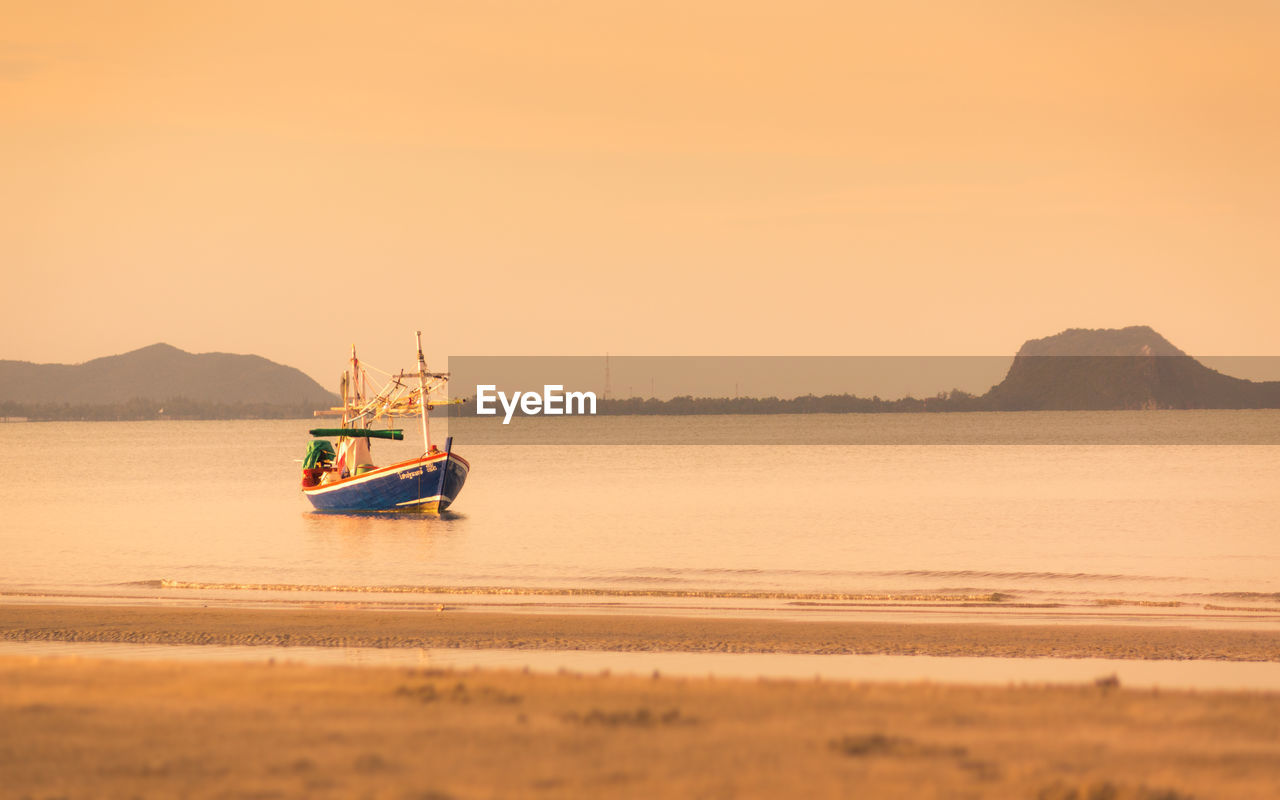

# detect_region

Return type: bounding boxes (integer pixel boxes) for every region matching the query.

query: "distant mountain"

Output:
[5,330,1276,421]
[1011,326,1188,358]
[0,343,337,407]
[984,326,1280,410]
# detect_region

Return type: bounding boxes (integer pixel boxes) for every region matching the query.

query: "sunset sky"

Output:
[3,1,1277,386]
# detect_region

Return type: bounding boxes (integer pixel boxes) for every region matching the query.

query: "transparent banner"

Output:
[442,356,1280,445]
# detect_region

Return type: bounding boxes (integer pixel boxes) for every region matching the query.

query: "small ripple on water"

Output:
[156,579,1010,603]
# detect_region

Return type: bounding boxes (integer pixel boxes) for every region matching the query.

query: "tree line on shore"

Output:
[4,390,990,421]
[447,390,989,417]
[0,398,324,421]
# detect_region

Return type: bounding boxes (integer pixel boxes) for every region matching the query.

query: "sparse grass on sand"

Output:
[3,655,1280,799]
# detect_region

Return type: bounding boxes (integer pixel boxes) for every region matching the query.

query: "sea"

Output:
[3,412,1279,627]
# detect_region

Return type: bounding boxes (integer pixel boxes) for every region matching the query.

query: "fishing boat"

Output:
[300,332,468,512]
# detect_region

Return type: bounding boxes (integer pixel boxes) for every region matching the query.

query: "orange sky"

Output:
[2,1,1277,385]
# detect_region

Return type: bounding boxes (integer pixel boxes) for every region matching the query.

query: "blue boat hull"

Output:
[303,450,469,512]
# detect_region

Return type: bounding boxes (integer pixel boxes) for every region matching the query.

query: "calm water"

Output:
[2,413,1278,624]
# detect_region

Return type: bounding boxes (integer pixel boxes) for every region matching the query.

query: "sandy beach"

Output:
[5,654,1280,799]
[3,603,1280,798]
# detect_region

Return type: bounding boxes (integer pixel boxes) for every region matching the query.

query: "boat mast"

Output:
[339,355,350,430]
[415,330,432,452]
[347,344,359,429]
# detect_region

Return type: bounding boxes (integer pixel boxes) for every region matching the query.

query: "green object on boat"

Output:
[302,440,336,469]
[309,428,404,440]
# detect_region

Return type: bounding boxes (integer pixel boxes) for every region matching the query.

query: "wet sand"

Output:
[5,603,1280,798]
[4,654,1280,799]
[4,602,1280,660]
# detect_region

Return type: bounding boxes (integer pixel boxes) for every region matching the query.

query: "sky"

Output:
[3,1,1278,388]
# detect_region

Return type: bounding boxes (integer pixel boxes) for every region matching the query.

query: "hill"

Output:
[0,344,337,415]
[983,326,1280,410]
[572,326,1279,415]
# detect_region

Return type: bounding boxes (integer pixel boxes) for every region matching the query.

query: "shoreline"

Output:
[4,602,1280,661]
